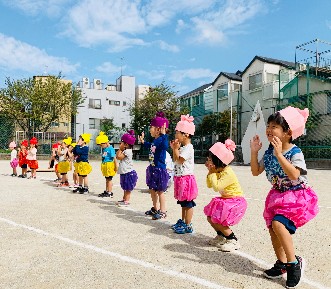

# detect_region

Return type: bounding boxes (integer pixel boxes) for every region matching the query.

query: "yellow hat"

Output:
[80,133,91,144]
[63,137,72,146]
[71,142,77,148]
[96,131,109,145]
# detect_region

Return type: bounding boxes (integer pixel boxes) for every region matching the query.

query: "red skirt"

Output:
[27,160,39,169]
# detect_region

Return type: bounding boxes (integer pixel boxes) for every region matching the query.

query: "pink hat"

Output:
[209,139,236,165]
[121,130,136,145]
[150,112,169,128]
[278,106,309,140]
[175,114,195,135]
[9,141,16,148]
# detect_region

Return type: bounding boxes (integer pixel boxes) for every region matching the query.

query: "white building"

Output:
[74,75,135,150]
[135,84,150,102]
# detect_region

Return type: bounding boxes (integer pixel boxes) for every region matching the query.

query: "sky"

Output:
[0,0,331,96]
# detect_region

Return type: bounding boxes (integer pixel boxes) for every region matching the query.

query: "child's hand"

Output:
[170,139,180,150]
[271,136,283,157]
[139,132,145,144]
[160,123,166,135]
[250,135,262,153]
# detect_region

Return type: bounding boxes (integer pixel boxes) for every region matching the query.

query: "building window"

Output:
[233,83,242,92]
[266,73,279,83]
[51,122,59,127]
[217,83,228,98]
[62,122,69,127]
[109,100,121,106]
[192,95,200,106]
[123,101,127,106]
[122,123,126,129]
[88,98,101,109]
[327,92,331,114]
[249,73,262,90]
[89,118,100,129]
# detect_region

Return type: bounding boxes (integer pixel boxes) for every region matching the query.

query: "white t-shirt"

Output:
[11,149,17,161]
[174,143,194,176]
[118,149,134,174]
[26,147,37,160]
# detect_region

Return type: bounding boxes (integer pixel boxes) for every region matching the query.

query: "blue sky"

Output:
[0,0,331,95]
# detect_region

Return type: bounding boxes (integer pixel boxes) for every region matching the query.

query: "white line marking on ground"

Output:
[0,216,232,289]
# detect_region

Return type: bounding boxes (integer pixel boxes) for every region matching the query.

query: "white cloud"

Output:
[136,69,166,81]
[1,0,73,17]
[95,62,123,76]
[155,40,180,53]
[0,33,78,75]
[327,20,331,29]
[169,68,216,83]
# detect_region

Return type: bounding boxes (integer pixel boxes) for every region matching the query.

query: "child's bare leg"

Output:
[123,190,131,202]
[106,178,113,192]
[83,176,88,187]
[158,191,166,212]
[13,167,17,175]
[207,217,232,236]
[271,221,295,262]
[184,207,193,224]
[150,190,159,210]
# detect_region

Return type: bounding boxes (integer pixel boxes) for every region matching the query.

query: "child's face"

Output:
[30,144,35,148]
[266,121,291,143]
[150,126,159,137]
[175,130,187,144]
[9,147,13,151]
[119,141,127,150]
[205,156,214,169]
[100,143,108,148]
[21,145,26,149]
[61,142,67,148]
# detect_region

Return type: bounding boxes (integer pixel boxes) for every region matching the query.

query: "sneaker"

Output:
[145,207,157,216]
[174,223,194,234]
[208,235,227,246]
[286,256,305,289]
[73,186,82,193]
[79,187,89,194]
[152,210,167,220]
[56,182,64,187]
[171,219,184,230]
[98,191,113,197]
[264,260,287,279]
[117,200,130,206]
[218,239,240,252]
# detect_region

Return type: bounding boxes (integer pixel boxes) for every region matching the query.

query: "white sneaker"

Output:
[218,239,240,252]
[208,235,226,246]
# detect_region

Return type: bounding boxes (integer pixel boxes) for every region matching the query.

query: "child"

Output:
[204,139,247,252]
[69,142,79,187]
[50,141,61,182]
[165,151,174,190]
[57,137,72,187]
[250,106,319,288]
[18,140,28,178]
[95,132,116,197]
[26,137,38,179]
[170,114,198,234]
[116,130,138,206]
[72,133,92,194]
[9,141,18,176]
[139,112,169,220]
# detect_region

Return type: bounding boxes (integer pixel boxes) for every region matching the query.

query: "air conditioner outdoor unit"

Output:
[94,79,102,89]
[82,77,89,88]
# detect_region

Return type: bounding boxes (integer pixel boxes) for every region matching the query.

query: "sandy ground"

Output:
[0,160,330,289]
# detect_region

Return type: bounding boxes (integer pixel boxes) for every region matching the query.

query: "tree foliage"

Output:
[129,82,189,134]
[0,75,84,137]
[196,109,237,142]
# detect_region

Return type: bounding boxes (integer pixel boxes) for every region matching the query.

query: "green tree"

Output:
[130,82,189,134]
[196,109,237,142]
[0,75,84,138]
[0,113,15,149]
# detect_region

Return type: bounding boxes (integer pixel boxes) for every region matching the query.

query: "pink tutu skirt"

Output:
[263,187,319,229]
[10,158,19,168]
[174,175,198,201]
[204,196,247,226]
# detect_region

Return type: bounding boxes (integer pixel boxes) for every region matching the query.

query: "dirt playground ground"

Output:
[0,160,330,289]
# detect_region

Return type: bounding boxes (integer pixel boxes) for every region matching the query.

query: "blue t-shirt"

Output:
[73,145,89,162]
[144,134,168,169]
[102,145,115,163]
[262,145,308,192]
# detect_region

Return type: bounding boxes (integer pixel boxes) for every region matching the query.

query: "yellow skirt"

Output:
[76,162,92,176]
[101,161,116,177]
[58,161,70,174]
[73,162,78,172]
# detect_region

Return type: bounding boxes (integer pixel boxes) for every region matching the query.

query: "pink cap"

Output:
[278,106,309,140]
[150,112,169,128]
[209,139,236,165]
[175,114,195,135]
[121,130,136,145]
[9,141,16,148]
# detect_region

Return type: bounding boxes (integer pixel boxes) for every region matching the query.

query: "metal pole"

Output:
[230,93,233,139]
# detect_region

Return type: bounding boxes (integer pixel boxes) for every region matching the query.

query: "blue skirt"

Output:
[120,170,138,191]
[146,165,169,192]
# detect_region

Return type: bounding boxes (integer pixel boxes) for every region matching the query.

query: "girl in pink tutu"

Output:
[204,139,247,252]
[116,130,138,206]
[9,141,18,176]
[170,114,198,234]
[250,106,319,289]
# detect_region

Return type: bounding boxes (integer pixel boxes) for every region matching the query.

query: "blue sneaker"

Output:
[171,219,184,230]
[152,210,167,220]
[174,223,194,234]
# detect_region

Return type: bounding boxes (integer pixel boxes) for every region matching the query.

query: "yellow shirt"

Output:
[206,166,243,198]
